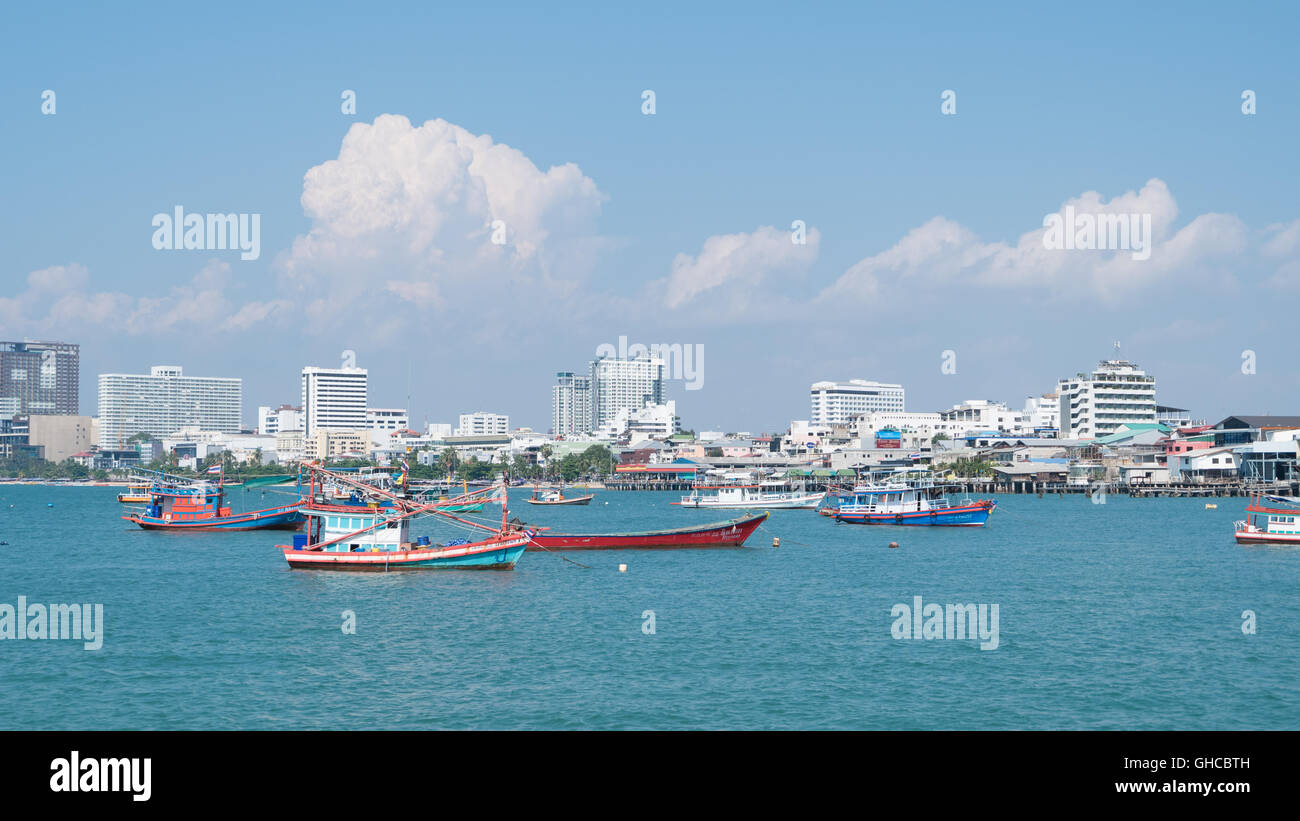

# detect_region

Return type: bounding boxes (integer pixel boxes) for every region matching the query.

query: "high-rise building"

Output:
[1056,359,1157,439]
[810,380,904,427]
[97,365,241,448]
[589,355,665,431]
[301,366,368,435]
[1,340,80,416]
[455,412,509,436]
[552,371,591,435]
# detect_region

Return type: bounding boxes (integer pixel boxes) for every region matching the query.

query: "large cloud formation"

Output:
[277,114,607,319]
[819,179,1264,306]
[660,225,822,315]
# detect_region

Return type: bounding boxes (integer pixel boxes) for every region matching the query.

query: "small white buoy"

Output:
[1205,503,1217,510]
[888,541,899,549]
[772,537,780,547]
[618,563,627,573]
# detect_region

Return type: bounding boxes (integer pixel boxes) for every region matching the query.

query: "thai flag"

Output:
[401,458,410,472]
[206,464,222,474]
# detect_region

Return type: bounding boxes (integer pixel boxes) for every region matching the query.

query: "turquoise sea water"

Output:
[0,485,1297,730]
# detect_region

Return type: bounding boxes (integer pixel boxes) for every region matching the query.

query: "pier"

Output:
[604,475,1299,498]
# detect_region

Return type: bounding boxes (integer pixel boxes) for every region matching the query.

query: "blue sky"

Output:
[3,1,1297,432]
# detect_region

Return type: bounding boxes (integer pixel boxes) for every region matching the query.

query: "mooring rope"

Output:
[524,537,592,569]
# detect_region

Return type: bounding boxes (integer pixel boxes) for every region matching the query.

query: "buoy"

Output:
[772,537,781,547]
[1205,503,1217,510]
[888,541,899,549]
[47,503,54,508]
[618,563,627,573]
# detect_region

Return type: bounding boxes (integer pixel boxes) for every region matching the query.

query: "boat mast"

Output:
[500,469,509,533]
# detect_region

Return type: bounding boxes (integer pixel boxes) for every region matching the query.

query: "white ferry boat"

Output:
[676,471,825,510]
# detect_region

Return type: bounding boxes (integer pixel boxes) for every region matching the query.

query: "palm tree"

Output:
[441,447,459,480]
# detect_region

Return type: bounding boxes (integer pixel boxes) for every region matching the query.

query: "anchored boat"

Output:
[116,482,152,504]
[676,470,824,510]
[122,469,305,531]
[835,476,995,526]
[279,465,528,571]
[525,512,768,550]
[1234,494,1300,545]
[525,485,594,506]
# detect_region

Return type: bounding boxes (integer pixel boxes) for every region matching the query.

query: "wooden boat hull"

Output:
[527,512,768,550]
[282,534,529,570]
[835,501,995,526]
[1234,528,1300,545]
[525,494,594,506]
[124,504,305,531]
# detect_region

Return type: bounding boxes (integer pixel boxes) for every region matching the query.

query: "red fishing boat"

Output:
[525,511,768,550]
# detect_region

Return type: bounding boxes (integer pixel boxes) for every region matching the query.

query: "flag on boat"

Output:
[206,464,222,474]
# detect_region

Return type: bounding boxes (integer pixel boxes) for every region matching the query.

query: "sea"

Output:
[1,485,1297,730]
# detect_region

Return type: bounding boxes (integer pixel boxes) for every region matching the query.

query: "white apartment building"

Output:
[593,400,679,441]
[849,411,961,440]
[1057,360,1157,439]
[940,400,1026,435]
[301,366,367,435]
[810,380,904,426]
[97,365,241,448]
[426,422,453,439]
[1023,393,1061,432]
[456,411,509,436]
[590,355,665,431]
[552,371,592,435]
[257,404,303,435]
[366,407,410,431]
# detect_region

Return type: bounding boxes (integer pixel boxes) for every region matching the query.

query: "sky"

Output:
[2,1,1298,433]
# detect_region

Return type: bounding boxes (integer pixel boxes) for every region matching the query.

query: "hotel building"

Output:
[1056,359,1157,439]
[810,380,905,427]
[97,365,241,448]
[552,371,592,435]
[456,411,509,436]
[590,355,665,431]
[301,366,368,435]
[1,340,80,416]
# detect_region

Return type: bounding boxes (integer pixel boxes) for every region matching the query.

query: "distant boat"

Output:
[527,512,768,550]
[677,471,823,510]
[525,486,594,506]
[1235,494,1300,545]
[122,470,304,531]
[116,482,152,503]
[835,477,995,527]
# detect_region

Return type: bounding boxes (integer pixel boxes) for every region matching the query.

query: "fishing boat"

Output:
[525,511,768,550]
[676,470,824,510]
[834,476,995,526]
[1234,494,1300,545]
[525,485,594,506]
[122,469,305,531]
[279,465,529,570]
[409,481,501,513]
[116,482,152,503]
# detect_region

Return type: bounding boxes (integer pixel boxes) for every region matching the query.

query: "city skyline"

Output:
[4,3,1298,432]
[6,339,1215,439]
